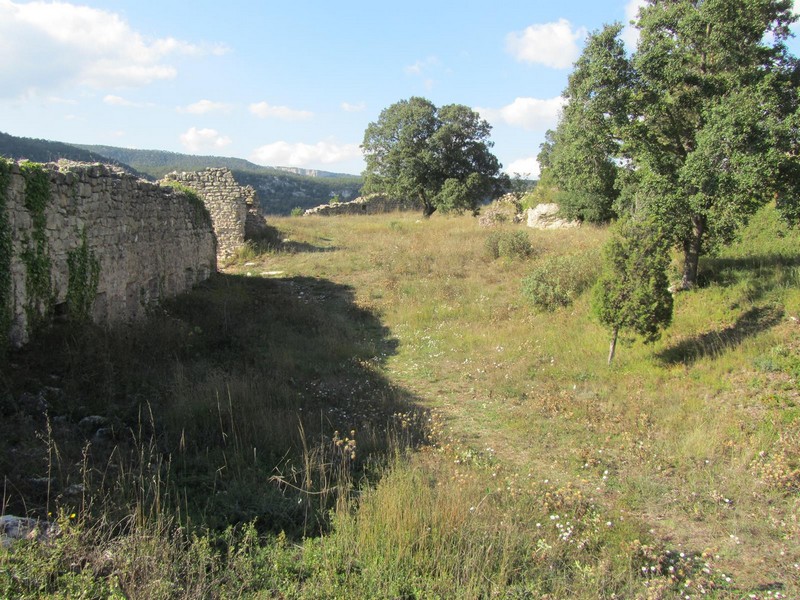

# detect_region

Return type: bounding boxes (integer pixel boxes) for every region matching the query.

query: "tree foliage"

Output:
[541,0,800,288]
[361,97,502,217]
[539,24,632,224]
[591,219,673,365]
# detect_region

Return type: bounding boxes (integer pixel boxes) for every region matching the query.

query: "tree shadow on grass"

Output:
[698,253,800,301]
[1,273,422,537]
[657,305,785,366]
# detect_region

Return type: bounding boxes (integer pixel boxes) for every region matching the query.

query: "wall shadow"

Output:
[657,305,784,365]
[1,272,423,537]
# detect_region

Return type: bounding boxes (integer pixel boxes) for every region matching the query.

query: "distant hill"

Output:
[0,131,145,177]
[74,144,293,179]
[0,132,363,214]
[74,145,363,215]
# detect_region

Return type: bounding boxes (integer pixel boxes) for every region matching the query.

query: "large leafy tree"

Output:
[630,0,799,289]
[543,0,800,288]
[361,97,502,217]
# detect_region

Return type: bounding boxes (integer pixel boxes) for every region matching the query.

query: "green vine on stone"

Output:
[66,228,100,323]
[0,158,12,350]
[19,162,55,329]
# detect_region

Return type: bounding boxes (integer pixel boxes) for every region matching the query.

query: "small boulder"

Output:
[0,515,59,548]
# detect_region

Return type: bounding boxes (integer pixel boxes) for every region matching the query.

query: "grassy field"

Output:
[1,205,798,598]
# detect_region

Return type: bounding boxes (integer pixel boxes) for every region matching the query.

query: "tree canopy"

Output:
[540,0,800,288]
[361,97,502,217]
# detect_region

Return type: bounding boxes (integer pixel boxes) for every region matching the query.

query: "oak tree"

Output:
[361,97,502,217]
[542,0,800,288]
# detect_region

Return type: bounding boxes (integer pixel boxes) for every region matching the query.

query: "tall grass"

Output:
[2,205,799,597]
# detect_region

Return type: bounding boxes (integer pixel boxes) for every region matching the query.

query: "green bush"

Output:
[498,231,533,259]
[484,231,534,261]
[290,206,305,217]
[522,253,599,311]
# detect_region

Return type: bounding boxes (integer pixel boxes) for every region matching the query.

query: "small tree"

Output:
[361,97,502,217]
[591,219,673,365]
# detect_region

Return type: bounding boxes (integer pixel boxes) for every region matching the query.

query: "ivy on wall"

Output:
[66,228,100,323]
[19,162,55,329]
[0,158,12,350]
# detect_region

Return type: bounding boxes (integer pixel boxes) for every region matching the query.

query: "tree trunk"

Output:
[680,213,705,290]
[607,327,619,366]
[420,191,436,218]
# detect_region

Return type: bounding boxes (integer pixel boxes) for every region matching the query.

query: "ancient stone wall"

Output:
[161,168,267,260]
[303,195,421,216]
[2,160,217,347]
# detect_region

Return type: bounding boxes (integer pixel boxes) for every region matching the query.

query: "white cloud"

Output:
[504,156,541,179]
[103,94,153,108]
[179,127,232,153]
[341,101,366,113]
[506,19,587,69]
[249,101,313,121]
[404,56,440,76]
[179,99,232,114]
[0,1,228,98]
[622,0,646,51]
[476,97,564,131]
[404,56,442,89]
[251,140,361,167]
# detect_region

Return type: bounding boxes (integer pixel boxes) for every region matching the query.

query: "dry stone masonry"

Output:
[2,160,216,347]
[303,195,421,216]
[161,168,268,260]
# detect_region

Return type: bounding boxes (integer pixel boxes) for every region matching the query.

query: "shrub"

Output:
[290,207,305,217]
[522,253,599,311]
[484,231,534,261]
[498,231,533,259]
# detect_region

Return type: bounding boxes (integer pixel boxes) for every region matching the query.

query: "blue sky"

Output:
[2,1,799,176]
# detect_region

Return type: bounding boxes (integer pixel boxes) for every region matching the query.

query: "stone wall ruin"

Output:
[161,168,268,260]
[2,160,217,347]
[303,195,421,216]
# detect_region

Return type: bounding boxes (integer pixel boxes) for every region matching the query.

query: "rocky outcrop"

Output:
[478,194,525,227]
[3,160,216,347]
[525,203,581,230]
[303,195,421,216]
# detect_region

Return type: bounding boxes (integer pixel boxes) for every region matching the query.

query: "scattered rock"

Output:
[78,415,108,435]
[18,391,48,414]
[0,515,59,548]
[64,483,86,496]
[92,427,114,443]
